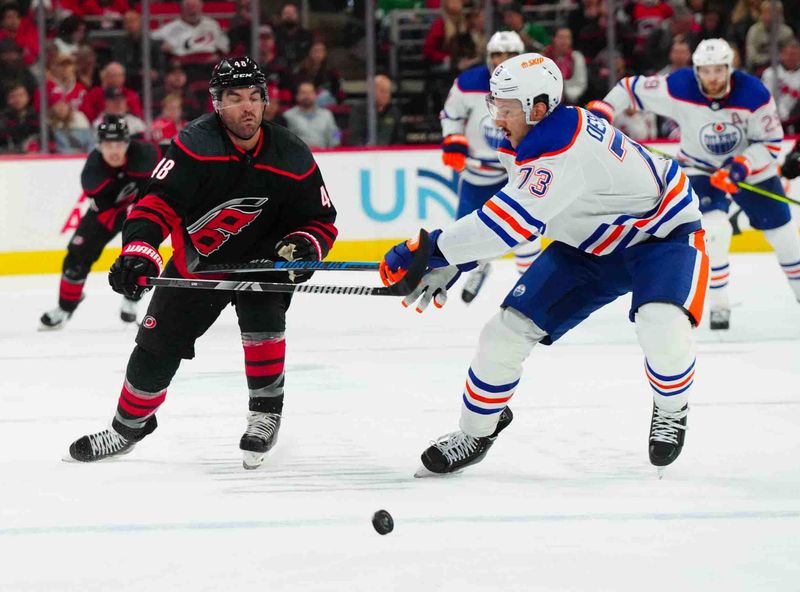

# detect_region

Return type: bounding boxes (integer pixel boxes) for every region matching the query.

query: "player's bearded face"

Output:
[218,88,266,140]
[696,65,729,97]
[486,96,531,147]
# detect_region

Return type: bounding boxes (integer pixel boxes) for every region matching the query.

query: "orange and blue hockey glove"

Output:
[710,155,750,194]
[442,134,469,172]
[380,230,445,287]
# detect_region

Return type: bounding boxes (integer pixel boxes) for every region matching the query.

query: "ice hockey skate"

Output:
[415,407,513,477]
[39,306,74,330]
[649,403,688,478]
[119,297,138,323]
[709,308,730,330]
[461,263,491,304]
[240,412,281,469]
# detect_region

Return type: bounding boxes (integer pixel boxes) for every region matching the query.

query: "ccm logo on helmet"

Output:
[521,57,545,68]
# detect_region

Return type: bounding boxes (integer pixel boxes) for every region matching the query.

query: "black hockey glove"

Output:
[109,242,163,300]
[275,234,320,284]
[782,149,800,180]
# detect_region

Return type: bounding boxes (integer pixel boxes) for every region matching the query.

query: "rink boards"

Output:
[1,141,798,275]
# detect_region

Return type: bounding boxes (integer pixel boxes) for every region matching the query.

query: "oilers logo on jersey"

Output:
[480,114,505,150]
[699,122,742,156]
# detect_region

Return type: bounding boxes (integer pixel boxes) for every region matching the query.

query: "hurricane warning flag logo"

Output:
[700,122,742,156]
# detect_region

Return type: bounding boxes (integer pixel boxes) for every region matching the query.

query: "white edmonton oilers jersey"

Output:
[601,68,783,184]
[440,64,507,186]
[436,106,703,264]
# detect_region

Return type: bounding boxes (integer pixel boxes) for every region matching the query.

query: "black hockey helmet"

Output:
[96,114,130,142]
[209,56,267,103]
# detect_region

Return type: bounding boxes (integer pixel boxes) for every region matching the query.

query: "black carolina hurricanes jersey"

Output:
[124,114,338,275]
[81,140,160,212]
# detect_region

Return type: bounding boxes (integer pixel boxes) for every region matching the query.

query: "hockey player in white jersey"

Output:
[381,54,709,476]
[440,31,542,304]
[589,38,800,330]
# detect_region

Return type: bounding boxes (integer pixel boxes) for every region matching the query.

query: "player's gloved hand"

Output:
[710,155,750,194]
[380,229,447,287]
[586,100,614,123]
[402,266,461,313]
[442,134,469,172]
[108,241,163,300]
[275,233,319,283]
[782,149,800,180]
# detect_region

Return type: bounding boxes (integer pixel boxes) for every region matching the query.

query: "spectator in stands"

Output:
[698,8,727,41]
[152,0,229,66]
[112,10,163,94]
[762,39,800,133]
[274,2,314,68]
[422,0,469,70]
[263,85,288,128]
[544,27,587,104]
[295,41,344,106]
[54,15,87,57]
[227,0,254,56]
[0,82,38,153]
[60,0,129,20]
[49,99,93,154]
[152,64,204,120]
[501,2,550,53]
[151,93,187,146]
[347,74,404,146]
[746,0,795,74]
[0,38,36,98]
[574,0,615,61]
[94,86,146,137]
[81,61,143,123]
[284,80,340,148]
[631,0,673,61]
[75,44,100,89]
[642,10,699,74]
[658,38,693,76]
[0,2,38,65]
[729,0,762,58]
[35,52,87,113]
[258,24,294,105]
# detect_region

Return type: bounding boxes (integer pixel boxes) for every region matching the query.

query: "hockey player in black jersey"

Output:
[40,115,160,329]
[67,57,338,469]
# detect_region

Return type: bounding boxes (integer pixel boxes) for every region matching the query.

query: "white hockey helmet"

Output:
[487,30,525,55]
[487,53,563,124]
[692,38,734,71]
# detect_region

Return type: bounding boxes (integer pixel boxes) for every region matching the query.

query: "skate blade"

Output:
[242,449,272,470]
[413,465,459,478]
[38,323,66,332]
[656,467,667,480]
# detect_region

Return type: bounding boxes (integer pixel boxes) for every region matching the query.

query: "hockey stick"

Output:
[140,229,431,296]
[645,146,800,207]
[466,157,506,172]
[139,276,409,296]
[191,259,380,274]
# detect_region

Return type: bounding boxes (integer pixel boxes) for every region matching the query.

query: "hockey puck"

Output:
[371,509,394,535]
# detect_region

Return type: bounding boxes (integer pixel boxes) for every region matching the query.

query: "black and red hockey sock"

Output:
[242,332,285,414]
[112,346,181,439]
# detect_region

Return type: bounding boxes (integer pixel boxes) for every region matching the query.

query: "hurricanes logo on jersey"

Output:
[699,122,742,156]
[187,197,269,256]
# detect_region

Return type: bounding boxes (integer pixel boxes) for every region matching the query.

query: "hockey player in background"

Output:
[381,54,708,476]
[40,115,160,329]
[588,38,800,330]
[440,31,542,304]
[67,57,337,469]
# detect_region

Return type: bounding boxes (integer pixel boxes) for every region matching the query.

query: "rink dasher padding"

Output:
[1,141,797,275]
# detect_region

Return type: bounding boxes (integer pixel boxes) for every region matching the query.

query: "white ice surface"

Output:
[1,254,799,592]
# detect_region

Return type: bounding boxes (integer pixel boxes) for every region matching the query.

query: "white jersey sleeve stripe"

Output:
[481,199,537,243]
[475,209,519,247]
